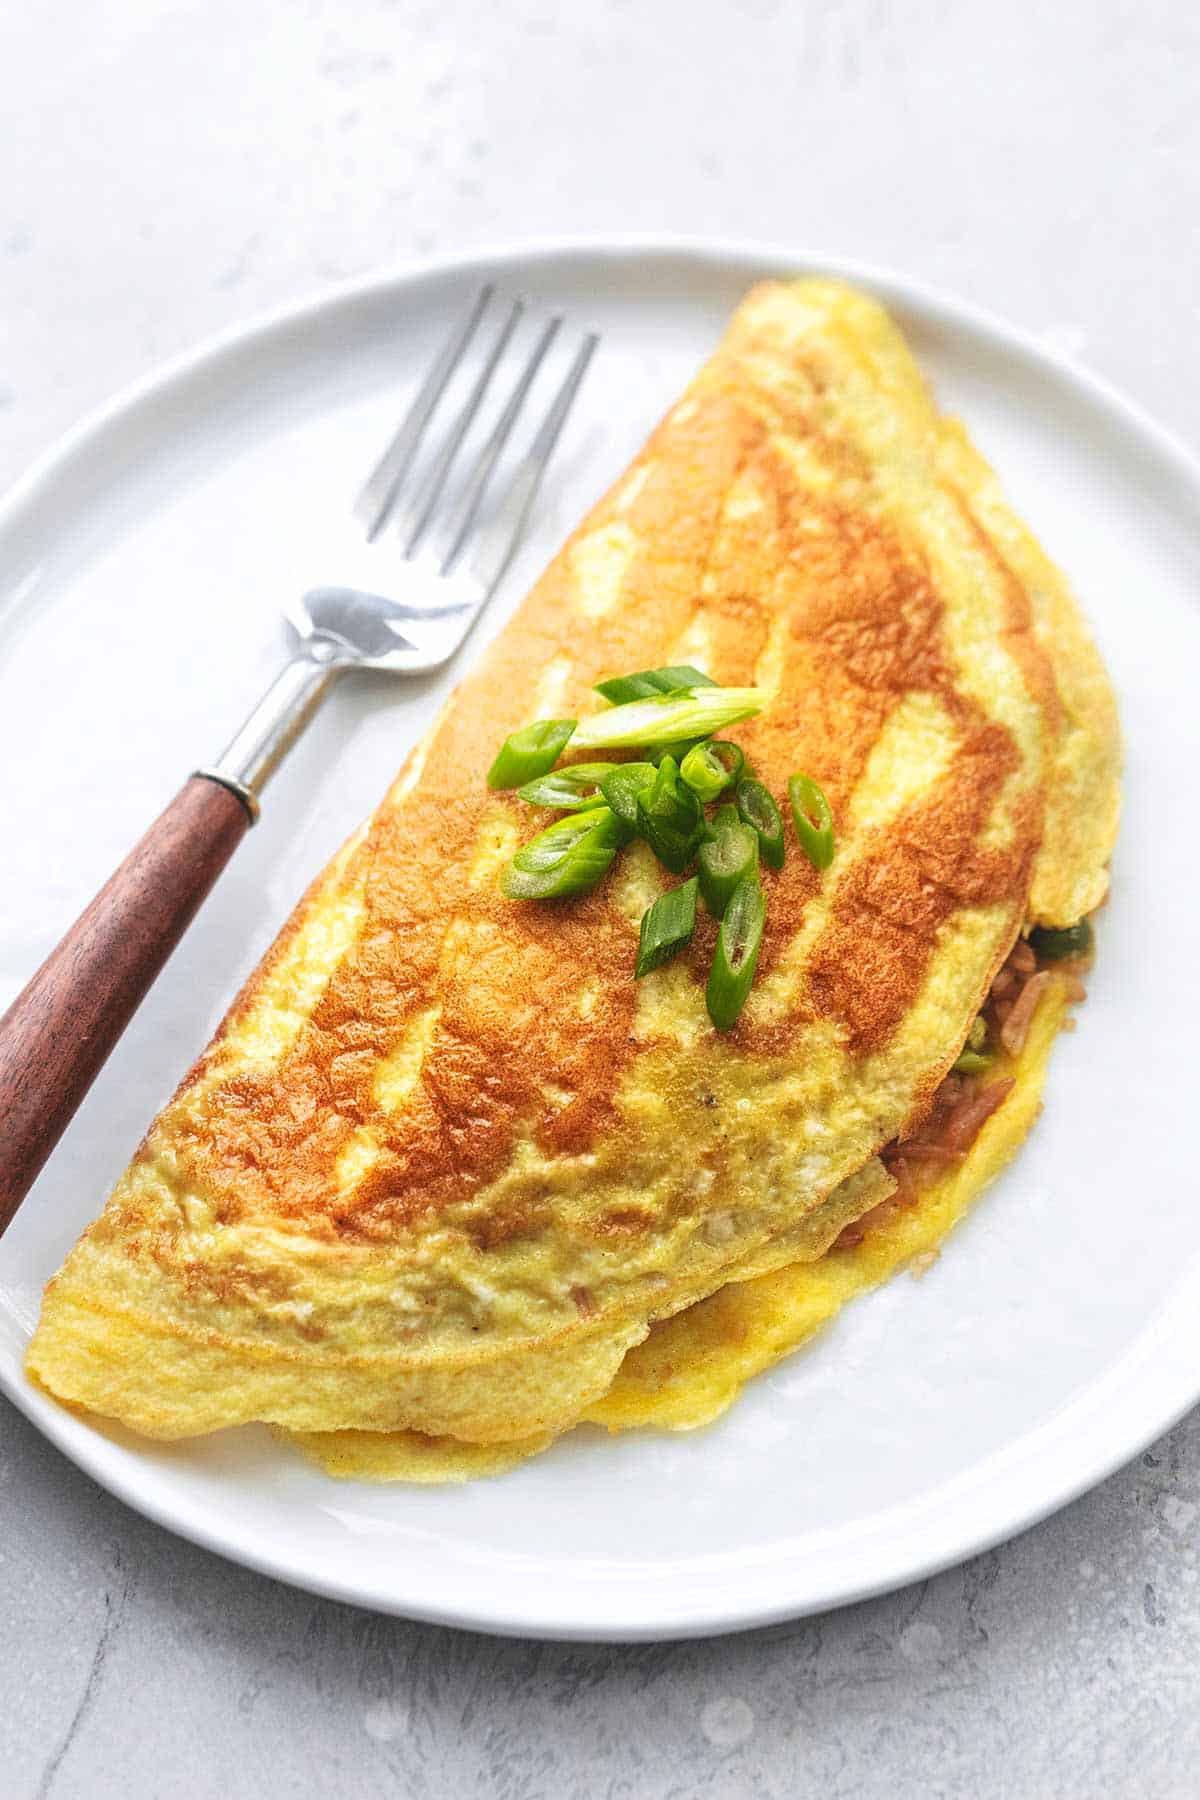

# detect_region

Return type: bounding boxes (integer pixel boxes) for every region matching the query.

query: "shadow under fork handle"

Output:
[0,651,337,1235]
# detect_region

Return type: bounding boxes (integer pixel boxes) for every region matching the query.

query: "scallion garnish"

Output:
[572,687,767,752]
[697,818,759,917]
[635,878,698,978]
[1029,919,1093,962]
[518,762,619,811]
[788,772,835,870]
[594,665,715,705]
[500,807,623,900]
[706,875,765,1030]
[680,740,744,802]
[704,801,740,838]
[487,718,576,790]
[636,755,704,874]
[598,762,657,832]
[647,738,704,768]
[735,778,785,871]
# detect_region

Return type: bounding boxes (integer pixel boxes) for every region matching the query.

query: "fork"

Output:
[0,290,597,1230]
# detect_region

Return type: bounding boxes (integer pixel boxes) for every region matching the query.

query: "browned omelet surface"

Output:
[27,279,1120,1451]
[288,966,1077,1479]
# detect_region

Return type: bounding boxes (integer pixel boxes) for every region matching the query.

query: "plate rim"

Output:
[3,233,1199,1642]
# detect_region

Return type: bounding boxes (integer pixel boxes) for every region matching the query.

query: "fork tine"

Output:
[354,284,492,541]
[465,329,599,597]
[395,296,524,558]
[439,314,561,573]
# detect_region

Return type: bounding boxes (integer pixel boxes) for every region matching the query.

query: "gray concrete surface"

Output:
[3,1,1199,1793]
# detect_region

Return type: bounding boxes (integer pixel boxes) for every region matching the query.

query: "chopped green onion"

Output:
[594,665,715,704]
[518,762,619,811]
[636,755,704,873]
[788,772,835,870]
[487,718,576,790]
[1029,919,1093,962]
[647,738,703,768]
[697,818,759,917]
[635,878,698,978]
[953,1017,991,1075]
[713,740,745,784]
[598,762,657,832]
[706,875,765,1030]
[572,687,768,752]
[704,801,740,839]
[500,806,623,900]
[680,739,744,802]
[736,778,785,871]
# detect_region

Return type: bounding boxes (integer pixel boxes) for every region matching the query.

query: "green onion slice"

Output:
[736,778,785,871]
[594,665,715,705]
[572,687,767,752]
[953,1017,991,1075]
[788,772,835,870]
[635,755,704,874]
[635,878,699,978]
[704,801,741,839]
[500,806,623,900]
[706,875,765,1030]
[697,819,759,918]
[680,739,744,802]
[487,718,576,790]
[598,762,657,831]
[647,738,704,768]
[518,762,619,811]
[1029,919,1093,962]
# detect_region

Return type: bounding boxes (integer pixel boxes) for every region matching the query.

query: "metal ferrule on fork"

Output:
[196,641,344,823]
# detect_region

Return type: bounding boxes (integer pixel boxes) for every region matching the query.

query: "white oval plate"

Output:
[1,240,1196,1642]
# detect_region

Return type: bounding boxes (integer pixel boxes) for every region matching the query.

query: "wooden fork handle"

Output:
[0,776,251,1234]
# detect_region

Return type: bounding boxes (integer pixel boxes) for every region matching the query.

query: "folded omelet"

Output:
[27,279,1120,1470]
[287,962,1077,1480]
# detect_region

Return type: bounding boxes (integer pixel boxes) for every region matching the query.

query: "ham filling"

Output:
[833,933,1089,1251]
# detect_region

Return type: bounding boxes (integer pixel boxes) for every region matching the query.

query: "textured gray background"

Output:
[3,2,1199,1794]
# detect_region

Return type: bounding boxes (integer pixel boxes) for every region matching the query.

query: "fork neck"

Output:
[198,642,343,820]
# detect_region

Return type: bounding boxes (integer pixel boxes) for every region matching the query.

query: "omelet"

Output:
[288,965,1076,1479]
[26,278,1120,1470]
